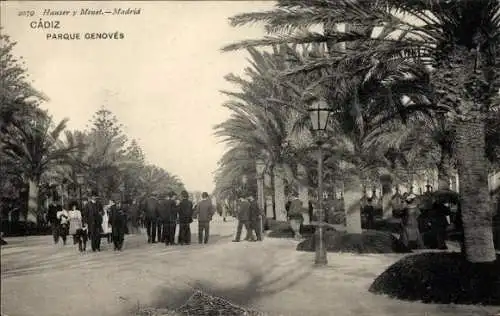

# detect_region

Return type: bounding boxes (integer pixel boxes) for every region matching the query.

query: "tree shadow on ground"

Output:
[148,251,312,312]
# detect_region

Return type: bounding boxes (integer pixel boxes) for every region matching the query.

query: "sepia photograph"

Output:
[1,1,499,315]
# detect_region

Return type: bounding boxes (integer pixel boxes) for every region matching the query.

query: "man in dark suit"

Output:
[232,196,251,242]
[248,195,263,241]
[193,192,214,244]
[47,200,61,244]
[165,192,179,245]
[83,192,104,252]
[143,195,159,243]
[178,190,193,245]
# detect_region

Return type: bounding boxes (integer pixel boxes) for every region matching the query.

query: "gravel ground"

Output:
[1,217,499,316]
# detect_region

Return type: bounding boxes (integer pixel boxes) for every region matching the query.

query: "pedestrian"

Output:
[430,201,450,250]
[109,200,127,251]
[68,201,87,252]
[193,192,214,244]
[102,200,113,244]
[248,195,263,241]
[127,199,140,234]
[143,195,159,243]
[164,192,179,246]
[400,193,424,250]
[47,200,61,244]
[56,203,70,246]
[83,192,104,252]
[178,190,193,245]
[288,193,304,240]
[222,200,228,222]
[232,196,251,242]
[362,197,375,230]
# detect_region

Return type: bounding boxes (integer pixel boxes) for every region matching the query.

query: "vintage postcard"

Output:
[1,1,499,316]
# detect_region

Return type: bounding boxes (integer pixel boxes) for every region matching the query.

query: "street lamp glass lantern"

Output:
[308,99,332,131]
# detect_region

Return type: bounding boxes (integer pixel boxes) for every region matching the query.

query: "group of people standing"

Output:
[142,191,215,245]
[47,192,134,252]
[232,195,264,242]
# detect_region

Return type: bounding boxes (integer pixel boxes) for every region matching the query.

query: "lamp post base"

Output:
[314,225,328,265]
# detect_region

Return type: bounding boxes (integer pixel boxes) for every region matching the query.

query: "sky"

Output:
[1,1,276,193]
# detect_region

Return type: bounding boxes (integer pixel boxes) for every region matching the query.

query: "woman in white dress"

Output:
[68,201,87,252]
[102,200,113,244]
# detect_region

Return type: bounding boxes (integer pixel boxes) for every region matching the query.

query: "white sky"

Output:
[1,1,276,192]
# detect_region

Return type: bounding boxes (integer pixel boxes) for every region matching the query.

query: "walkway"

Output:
[1,218,498,316]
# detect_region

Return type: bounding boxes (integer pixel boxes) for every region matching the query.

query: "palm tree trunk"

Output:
[274,165,287,222]
[27,178,39,223]
[345,189,363,234]
[455,116,496,263]
[438,150,453,190]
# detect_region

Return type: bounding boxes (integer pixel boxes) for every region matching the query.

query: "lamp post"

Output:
[308,98,334,266]
[76,174,84,209]
[256,159,266,238]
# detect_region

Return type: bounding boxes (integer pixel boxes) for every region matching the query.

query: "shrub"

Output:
[369,252,500,305]
[296,229,409,254]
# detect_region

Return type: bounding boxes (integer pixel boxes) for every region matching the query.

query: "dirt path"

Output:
[1,220,498,316]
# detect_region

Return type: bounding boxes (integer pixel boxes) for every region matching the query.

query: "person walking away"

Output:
[57,204,70,245]
[109,200,127,251]
[68,201,87,252]
[127,199,140,234]
[431,201,450,250]
[164,192,179,246]
[400,193,424,250]
[83,192,104,252]
[362,197,376,230]
[232,197,251,242]
[288,193,304,240]
[193,192,214,244]
[178,190,193,245]
[47,201,61,244]
[144,195,159,243]
[248,195,263,241]
[157,194,170,243]
[222,200,229,222]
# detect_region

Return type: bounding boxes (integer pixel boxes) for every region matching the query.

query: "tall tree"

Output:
[223,0,500,263]
[1,112,79,220]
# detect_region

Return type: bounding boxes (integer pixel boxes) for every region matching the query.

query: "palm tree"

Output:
[1,113,79,221]
[223,0,500,263]
[214,47,299,221]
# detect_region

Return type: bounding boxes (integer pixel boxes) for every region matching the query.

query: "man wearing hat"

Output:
[162,191,179,246]
[178,190,194,245]
[83,191,104,252]
[144,194,159,243]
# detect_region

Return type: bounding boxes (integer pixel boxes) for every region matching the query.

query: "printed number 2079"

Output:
[18,10,36,17]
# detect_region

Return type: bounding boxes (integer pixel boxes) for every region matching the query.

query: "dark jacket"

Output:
[143,197,158,220]
[158,199,177,222]
[237,200,250,221]
[194,199,214,222]
[179,199,194,224]
[83,200,103,234]
[47,204,60,224]
[288,199,303,217]
[249,200,262,221]
[127,203,140,220]
[109,205,127,233]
